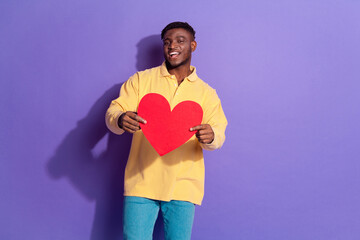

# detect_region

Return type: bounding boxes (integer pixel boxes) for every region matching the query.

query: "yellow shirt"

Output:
[105,62,227,205]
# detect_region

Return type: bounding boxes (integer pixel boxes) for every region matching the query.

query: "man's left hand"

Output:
[190,124,214,144]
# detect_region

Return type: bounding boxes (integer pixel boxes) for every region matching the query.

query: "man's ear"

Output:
[191,40,197,52]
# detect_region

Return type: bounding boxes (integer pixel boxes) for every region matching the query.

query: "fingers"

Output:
[191,124,214,144]
[121,112,147,133]
[122,119,139,133]
[190,124,207,131]
[196,132,214,144]
[134,114,147,124]
[191,124,212,134]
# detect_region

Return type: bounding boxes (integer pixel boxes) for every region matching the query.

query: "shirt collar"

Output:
[160,62,198,82]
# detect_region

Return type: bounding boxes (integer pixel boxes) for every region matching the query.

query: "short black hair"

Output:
[161,22,196,40]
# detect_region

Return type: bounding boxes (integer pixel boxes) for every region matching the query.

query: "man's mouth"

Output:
[169,52,180,58]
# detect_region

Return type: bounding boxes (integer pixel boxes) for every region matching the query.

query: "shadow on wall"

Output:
[136,34,164,71]
[46,34,163,240]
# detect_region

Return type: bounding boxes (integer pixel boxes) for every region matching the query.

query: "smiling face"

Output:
[163,28,197,70]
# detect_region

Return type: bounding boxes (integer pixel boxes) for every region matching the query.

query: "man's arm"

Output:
[105,73,145,135]
[191,89,227,150]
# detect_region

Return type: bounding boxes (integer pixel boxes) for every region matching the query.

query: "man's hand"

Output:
[119,111,147,133]
[190,124,214,144]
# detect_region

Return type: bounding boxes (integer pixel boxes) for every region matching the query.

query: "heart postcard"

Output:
[137,93,203,156]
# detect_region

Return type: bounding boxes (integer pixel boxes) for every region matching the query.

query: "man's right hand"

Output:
[118,111,147,133]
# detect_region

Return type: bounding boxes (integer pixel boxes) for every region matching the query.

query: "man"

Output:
[105,22,227,240]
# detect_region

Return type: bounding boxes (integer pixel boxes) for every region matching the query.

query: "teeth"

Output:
[170,52,179,56]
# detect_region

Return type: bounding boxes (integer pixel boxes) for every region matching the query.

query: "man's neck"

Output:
[166,62,192,85]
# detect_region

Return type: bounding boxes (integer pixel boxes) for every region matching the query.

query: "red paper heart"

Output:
[137,93,203,156]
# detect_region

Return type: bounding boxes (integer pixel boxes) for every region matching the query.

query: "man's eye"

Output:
[164,42,169,45]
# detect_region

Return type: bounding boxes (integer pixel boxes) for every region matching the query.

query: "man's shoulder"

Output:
[125,65,162,83]
[136,65,162,77]
[194,76,217,94]
[193,74,224,103]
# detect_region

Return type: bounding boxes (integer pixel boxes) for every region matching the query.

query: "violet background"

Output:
[1,0,360,239]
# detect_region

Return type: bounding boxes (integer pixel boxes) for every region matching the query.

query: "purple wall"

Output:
[1,0,360,239]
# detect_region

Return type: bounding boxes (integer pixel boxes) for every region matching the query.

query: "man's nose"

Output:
[169,41,178,49]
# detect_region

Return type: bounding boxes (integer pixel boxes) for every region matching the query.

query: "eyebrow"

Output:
[163,36,186,41]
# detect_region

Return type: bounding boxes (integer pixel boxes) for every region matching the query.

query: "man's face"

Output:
[163,28,196,69]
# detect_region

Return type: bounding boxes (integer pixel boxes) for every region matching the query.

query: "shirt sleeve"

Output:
[105,73,140,135]
[200,89,228,151]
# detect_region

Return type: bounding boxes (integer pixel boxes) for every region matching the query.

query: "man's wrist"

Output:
[118,113,126,129]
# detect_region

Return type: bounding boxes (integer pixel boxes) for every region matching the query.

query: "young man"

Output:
[105,22,227,240]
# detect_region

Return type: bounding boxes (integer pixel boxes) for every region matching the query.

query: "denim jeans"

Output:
[123,196,195,240]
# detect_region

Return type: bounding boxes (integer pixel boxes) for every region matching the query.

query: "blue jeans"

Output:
[123,196,195,240]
